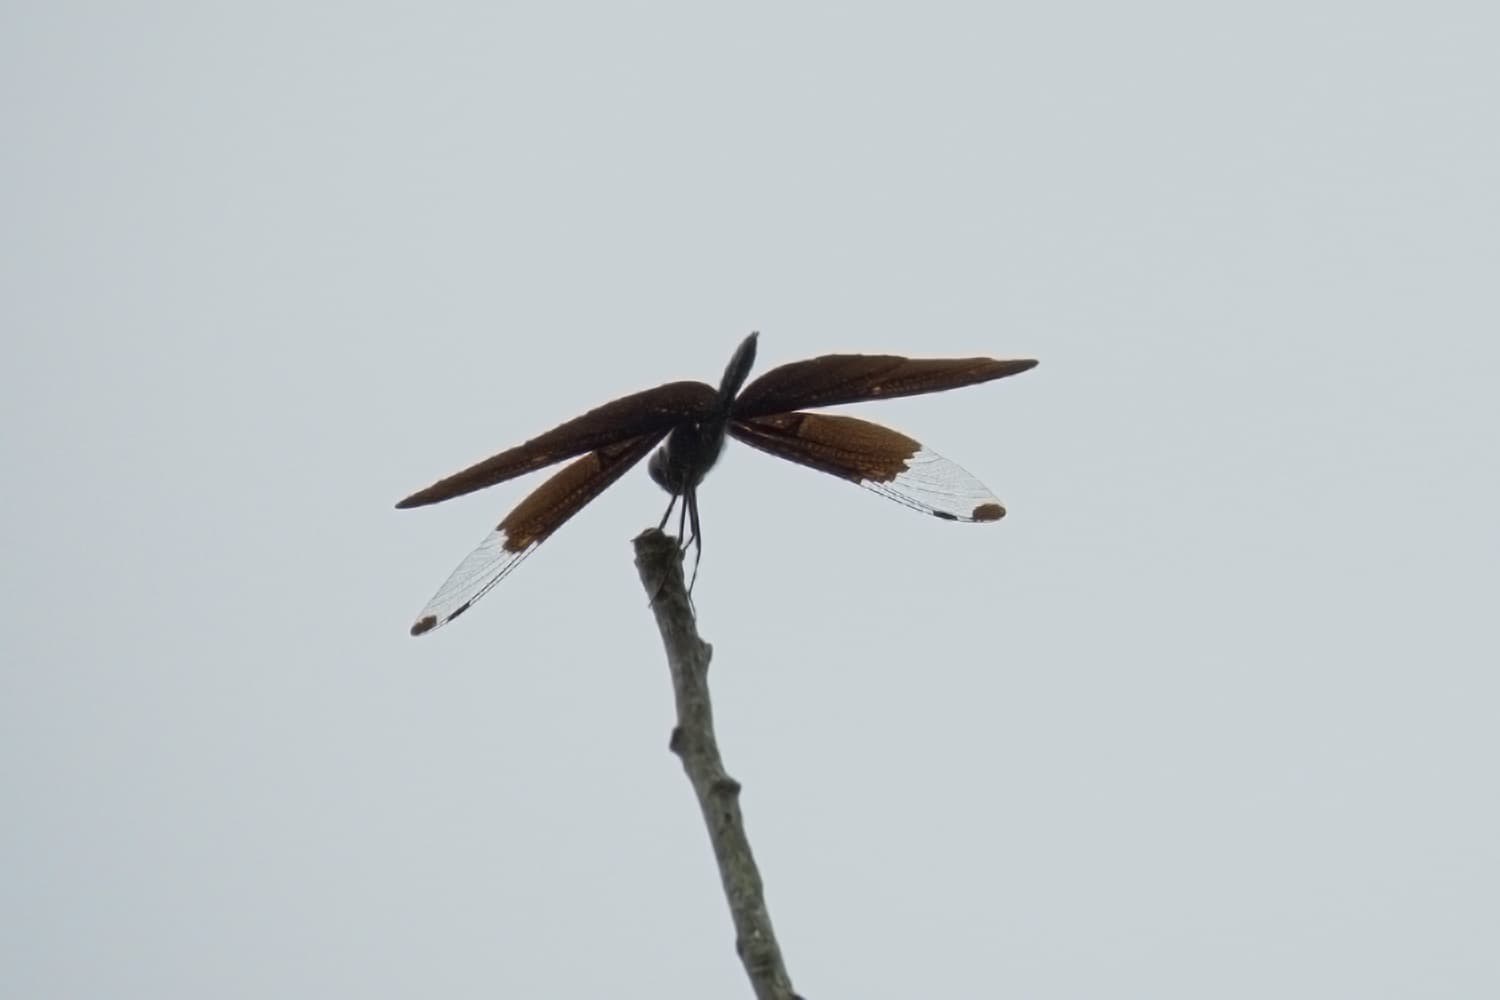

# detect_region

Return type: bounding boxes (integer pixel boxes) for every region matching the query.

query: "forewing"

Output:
[408,431,667,636]
[729,412,1006,522]
[733,354,1036,418]
[397,380,717,508]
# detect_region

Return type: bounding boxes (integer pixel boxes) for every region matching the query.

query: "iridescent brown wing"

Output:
[729,412,1007,522]
[396,381,718,509]
[732,354,1037,419]
[407,431,667,636]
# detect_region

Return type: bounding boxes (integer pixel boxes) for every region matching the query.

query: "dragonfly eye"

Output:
[647,445,674,492]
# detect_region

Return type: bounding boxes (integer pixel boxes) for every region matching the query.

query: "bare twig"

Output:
[632,528,800,1000]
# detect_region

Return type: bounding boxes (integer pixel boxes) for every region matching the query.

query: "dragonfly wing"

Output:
[408,431,667,635]
[734,353,1035,418]
[729,412,1006,522]
[397,380,717,508]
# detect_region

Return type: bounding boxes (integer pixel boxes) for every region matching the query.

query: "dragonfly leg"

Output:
[674,490,689,545]
[685,487,703,593]
[658,493,679,531]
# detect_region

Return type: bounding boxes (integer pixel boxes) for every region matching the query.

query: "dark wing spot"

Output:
[972,502,1005,522]
[410,615,438,637]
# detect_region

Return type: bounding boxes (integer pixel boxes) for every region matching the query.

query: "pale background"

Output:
[4,3,1497,998]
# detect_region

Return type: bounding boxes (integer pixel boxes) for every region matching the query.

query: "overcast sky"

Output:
[4,3,1497,998]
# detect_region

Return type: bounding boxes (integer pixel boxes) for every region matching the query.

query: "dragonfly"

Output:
[397,332,1036,635]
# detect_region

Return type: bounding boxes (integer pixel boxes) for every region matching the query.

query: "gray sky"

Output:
[4,3,1497,998]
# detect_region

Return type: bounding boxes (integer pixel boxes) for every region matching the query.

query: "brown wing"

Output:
[397,380,718,509]
[729,412,1007,522]
[733,354,1037,418]
[408,431,668,636]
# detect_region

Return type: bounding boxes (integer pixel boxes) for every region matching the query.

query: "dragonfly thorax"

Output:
[648,420,727,496]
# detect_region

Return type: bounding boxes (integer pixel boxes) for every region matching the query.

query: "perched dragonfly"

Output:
[398,333,1036,635]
